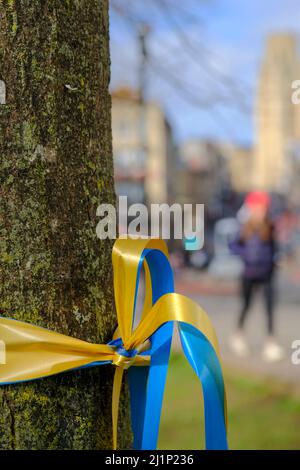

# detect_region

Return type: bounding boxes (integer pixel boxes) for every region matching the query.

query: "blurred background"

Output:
[109,0,300,449]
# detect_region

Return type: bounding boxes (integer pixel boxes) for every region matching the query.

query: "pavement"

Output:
[175,263,300,387]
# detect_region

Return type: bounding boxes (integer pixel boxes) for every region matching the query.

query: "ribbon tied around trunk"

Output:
[0,238,228,450]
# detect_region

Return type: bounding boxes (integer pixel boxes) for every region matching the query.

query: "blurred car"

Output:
[208,217,243,279]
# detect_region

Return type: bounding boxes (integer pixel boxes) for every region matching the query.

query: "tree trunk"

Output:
[0,0,131,449]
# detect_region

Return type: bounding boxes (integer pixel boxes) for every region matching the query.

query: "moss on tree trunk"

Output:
[0,0,131,449]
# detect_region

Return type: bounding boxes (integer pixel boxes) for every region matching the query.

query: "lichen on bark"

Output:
[0,0,132,449]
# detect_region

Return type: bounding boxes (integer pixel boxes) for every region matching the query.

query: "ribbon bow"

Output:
[0,238,228,450]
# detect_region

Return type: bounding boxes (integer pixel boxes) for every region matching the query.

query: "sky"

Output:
[109,0,300,146]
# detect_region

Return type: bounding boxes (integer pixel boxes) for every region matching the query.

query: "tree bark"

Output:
[0,0,131,449]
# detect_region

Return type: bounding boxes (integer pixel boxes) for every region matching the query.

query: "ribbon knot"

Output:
[112,347,137,370]
[111,342,139,370]
[110,338,151,370]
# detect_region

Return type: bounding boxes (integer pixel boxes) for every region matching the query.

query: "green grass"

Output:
[158,353,300,450]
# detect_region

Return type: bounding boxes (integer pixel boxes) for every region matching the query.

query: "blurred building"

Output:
[254,34,300,199]
[175,139,231,215]
[289,142,300,205]
[111,87,174,205]
[224,144,254,194]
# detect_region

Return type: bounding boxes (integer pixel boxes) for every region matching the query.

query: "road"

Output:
[175,264,300,386]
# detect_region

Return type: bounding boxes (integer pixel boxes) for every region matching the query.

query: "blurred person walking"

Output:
[229,191,284,362]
